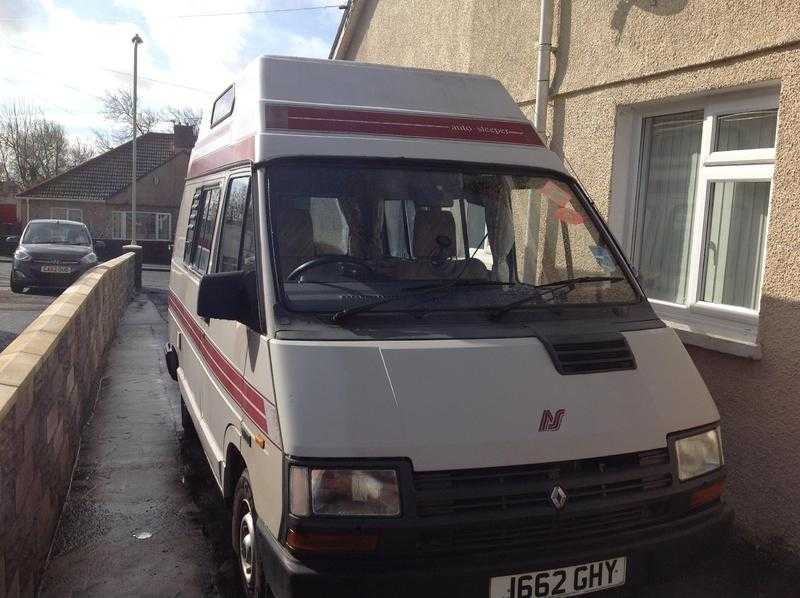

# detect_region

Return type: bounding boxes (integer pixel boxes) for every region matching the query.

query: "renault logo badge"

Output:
[549,485,567,510]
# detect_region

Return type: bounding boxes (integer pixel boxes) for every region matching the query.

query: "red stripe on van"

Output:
[265,104,544,146]
[168,292,269,433]
[187,136,255,179]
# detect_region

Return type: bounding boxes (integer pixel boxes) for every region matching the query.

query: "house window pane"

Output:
[51,207,80,221]
[134,212,157,240]
[701,181,769,309]
[636,111,704,304]
[715,110,777,151]
[156,213,171,241]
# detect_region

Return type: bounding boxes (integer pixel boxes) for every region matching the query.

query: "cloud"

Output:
[0,0,341,143]
[282,32,332,59]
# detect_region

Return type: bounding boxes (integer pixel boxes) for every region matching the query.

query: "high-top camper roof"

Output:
[187,56,565,179]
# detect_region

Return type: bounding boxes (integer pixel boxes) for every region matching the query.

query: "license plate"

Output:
[490,557,626,598]
[40,265,71,273]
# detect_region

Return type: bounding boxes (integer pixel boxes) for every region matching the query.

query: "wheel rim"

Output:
[239,498,255,586]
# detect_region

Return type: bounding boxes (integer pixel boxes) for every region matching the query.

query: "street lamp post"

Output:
[131,34,142,245]
[124,33,144,291]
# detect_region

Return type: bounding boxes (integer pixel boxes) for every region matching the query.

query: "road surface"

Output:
[0,260,168,352]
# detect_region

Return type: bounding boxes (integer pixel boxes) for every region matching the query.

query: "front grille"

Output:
[416,499,673,555]
[414,448,670,518]
[547,335,636,374]
[413,448,674,556]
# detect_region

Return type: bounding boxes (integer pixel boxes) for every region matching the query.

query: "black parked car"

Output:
[6,219,104,293]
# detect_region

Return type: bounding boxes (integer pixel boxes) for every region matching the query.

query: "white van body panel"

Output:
[270,327,718,471]
[188,56,565,177]
[254,132,565,171]
[167,55,728,569]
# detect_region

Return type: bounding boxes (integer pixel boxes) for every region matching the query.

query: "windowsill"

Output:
[650,300,762,360]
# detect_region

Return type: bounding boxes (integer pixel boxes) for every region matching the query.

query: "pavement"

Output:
[39,292,240,597]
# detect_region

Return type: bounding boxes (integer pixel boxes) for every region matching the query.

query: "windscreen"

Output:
[22,221,91,246]
[267,162,639,316]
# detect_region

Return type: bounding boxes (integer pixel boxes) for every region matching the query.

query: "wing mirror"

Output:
[197,269,261,331]
[5,235,20,247]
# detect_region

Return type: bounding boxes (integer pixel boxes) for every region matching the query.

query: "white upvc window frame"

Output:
[612,87,778,358]
[111,210,173,241]
[51,207,83,222]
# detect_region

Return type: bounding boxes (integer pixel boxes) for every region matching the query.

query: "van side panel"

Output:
[169,174,229,481]
[241,333,284,536]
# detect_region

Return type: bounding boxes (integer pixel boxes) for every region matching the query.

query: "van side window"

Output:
[187,187,221,273]
[240,186,257,271]
[216,176,253,272]
[183,189,203,263]
[211,86,234,127]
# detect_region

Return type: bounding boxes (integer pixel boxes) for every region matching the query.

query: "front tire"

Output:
[232,469,269,598]
[9,271,23,294]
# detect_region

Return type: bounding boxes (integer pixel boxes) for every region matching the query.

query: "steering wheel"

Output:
[287,254,378,282]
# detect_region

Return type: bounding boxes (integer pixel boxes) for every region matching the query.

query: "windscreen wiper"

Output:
[489,276,624,320]
[330,279,507,323]
[331,232,490,323]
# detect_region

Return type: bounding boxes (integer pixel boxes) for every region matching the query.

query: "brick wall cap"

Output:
[25,313,71,336]
[2,329,58,360]
[0,351,40,388]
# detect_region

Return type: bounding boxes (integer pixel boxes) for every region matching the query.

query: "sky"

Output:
[0,0,344,142]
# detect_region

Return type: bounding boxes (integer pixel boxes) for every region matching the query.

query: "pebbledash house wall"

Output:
[337,0,800,551]
[21,153,189,240]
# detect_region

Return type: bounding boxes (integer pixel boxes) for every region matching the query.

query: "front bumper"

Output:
[258,502,732,598]
[13,262,90,289]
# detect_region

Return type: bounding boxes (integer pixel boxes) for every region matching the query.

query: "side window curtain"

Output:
[184,189,204,264]
[216,176,251,272]
[189,187,221,273]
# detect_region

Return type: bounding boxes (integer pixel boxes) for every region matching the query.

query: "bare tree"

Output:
[161,105,202,134]
[0,101,96,189]
[67,138,96,167]
[95,88,160,149]
[0,102,70,188]
[93,88,202,150]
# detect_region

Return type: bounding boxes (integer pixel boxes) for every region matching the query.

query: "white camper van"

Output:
[165,56,730,598]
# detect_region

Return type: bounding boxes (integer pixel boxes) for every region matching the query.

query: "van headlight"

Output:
[675,426,723,481]
[80,252,98,264]
[289,466,401,517]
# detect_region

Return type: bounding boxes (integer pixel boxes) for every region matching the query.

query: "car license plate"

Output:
[490,557,626,598]
[40,265,71,273]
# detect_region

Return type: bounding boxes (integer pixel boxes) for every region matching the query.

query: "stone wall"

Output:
[0,253,135,597]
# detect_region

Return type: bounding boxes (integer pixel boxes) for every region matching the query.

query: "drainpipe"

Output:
[534,0,554,135]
